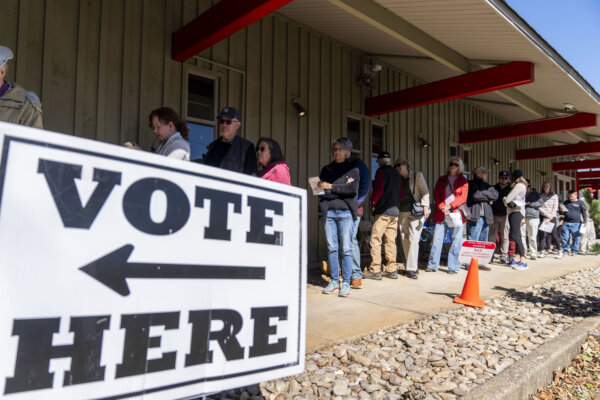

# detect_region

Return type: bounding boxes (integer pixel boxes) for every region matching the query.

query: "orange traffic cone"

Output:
[453,258,485,308]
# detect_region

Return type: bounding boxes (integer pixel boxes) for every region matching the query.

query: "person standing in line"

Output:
[256,137,290,185]
[349,139,371,288]
[0,46,43,128]
[488,171,511,264]
[466,166,498,271]
[560,190,587,256]
[538,182,563,259]
[201,107,258,175]
[522,180,543,259]
[504,170,528,270]
[395,158,430,280]
[318,138,360,297]
[426,157,468,274]
[363,152,402,280]
[579,214,596,255]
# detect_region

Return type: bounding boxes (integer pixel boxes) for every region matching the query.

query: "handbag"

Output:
[409,172,425,217]
[446,179,471,220]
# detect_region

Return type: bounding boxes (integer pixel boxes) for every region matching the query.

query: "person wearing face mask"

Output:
[256,137,290,185]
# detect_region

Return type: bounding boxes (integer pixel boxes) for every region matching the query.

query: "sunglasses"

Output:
[449,162,459,167]
[219,119,237,125]
[256,146,268,152]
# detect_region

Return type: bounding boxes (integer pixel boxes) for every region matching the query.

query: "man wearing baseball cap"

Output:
[0,46,43,129]
[488,170,511,263]
[201,106,257,175]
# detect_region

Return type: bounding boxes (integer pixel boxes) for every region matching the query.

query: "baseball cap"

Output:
[0,46,13,68]
[218,107,241,122]
[377,151,391,160]
[499,171,510,178]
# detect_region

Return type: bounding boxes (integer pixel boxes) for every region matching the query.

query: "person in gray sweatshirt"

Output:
[522,181,543,259]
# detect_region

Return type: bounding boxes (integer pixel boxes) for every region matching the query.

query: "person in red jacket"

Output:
[426,157,469,274]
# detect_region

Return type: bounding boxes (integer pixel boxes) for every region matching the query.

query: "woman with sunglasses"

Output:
[504,170,528,269]
[318,138,360,297]
[426,157,468,274]
[256,137,290,185]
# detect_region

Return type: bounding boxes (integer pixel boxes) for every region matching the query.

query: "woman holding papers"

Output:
[504,170,528,269]
[538,182,562,259]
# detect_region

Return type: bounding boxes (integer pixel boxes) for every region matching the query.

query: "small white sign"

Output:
[0,122,307,399]
[458,240,496,265]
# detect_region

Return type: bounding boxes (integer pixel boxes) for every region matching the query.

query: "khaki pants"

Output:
[398,211,424,272]
[580,222,597,252]
[488,215,509,256]
[369,215,398,273]
[526,217,539,256]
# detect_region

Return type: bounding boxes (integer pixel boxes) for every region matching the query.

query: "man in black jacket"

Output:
[201,107,258,175]
[488,171,511,264]
[560,190,588,256]
[364,151,402,280]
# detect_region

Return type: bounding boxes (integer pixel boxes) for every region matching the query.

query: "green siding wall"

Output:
[2,0,557,262]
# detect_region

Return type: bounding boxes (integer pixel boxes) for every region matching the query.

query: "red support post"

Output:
[172,0,294,62]
[516,140,600,161]
[460,113,597,144]
[553,159,600,171]
[364,62,534,117]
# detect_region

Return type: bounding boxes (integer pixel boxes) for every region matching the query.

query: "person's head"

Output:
[510,169,526,186]
[568,190,578,202]
[541,181,553,195]
[447,156,464,176]
[148,107,189,142]
[332,137,352,163]
[218,107,241,142]
[473,166,488,181]
[377,151,391,167]
[0,46,13,86]
[498,170,510,186]
[256,137,285,168]
[394,158,410,177]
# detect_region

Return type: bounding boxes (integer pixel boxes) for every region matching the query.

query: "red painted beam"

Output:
[364,61,534,117]
[172,0,294,62]
[516,140,600,160]
[460,113,597,144]
[553,159,600,171]
[577,171,600,179]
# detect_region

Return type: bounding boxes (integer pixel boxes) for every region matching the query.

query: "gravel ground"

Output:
[205,265,600,400]
[529,335,600,400]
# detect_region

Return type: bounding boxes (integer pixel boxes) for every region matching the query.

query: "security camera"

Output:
[563,103,575,112]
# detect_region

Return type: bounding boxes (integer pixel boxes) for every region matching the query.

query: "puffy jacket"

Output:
[467,178,498,225]
[432,174,468,224]
[0,82,43,129]
[539,193,559,219]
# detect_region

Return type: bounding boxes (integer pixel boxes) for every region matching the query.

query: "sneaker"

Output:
[556,251,564,259]
[406,270,419,279]
[539,251,546,259]
[498,256,508,265]
[351,279,362,289]
[385,271,399,279]
[479,265,492,271]
[512,261,528,270]
[322,281,339,294]
[447,269,458,274]
[425,268,438,272]
[338,282,351,297]
[568,250,573,256]
[508,259,518,266]
[362,271,382,280]
[530,253,537,260]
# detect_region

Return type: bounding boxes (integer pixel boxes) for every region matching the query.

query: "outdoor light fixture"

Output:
[491,156,501,165]
[418,135,431,149]
[292,99,307,118]
[538,169,547,177]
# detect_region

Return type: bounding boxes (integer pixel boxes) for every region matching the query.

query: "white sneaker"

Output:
[556,251,564,259]
[539,251,546,259]
[530,253,537,260]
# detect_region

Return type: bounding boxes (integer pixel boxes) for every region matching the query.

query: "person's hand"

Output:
[317,181,330,189]
[424,207,431,219]
[124,141,141,150]
[443,210,450,216]
[441,204,451,213]
[346,177,355,183]
[545,218,551,223]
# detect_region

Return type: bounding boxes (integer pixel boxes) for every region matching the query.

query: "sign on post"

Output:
[458,240,496,265]
[0,122,306,399]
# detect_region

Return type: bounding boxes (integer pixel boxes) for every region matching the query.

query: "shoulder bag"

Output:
[447,179,472,220]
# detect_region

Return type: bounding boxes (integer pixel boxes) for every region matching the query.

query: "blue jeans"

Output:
[321,209,354,283]
[561,221,582,253]
[427,221,464,271]
[351,216,362,280]
[467,217,489,242]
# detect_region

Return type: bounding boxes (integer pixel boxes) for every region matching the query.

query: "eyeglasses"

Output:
[332,147,344,152]
[449,162,459,167]
[256,146,267,152]
[219,119,238,125]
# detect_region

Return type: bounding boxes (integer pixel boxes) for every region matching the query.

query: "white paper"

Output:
[308,176,324,195]
[539,221,555,233]
[445,212,463,227]
[579,223,588,234]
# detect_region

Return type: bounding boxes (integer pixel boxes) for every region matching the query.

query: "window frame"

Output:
[345,114,363,156]
[182,66,219,128]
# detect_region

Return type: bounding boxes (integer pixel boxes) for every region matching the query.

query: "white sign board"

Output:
[0,122,306,399]
[458,240,496,265]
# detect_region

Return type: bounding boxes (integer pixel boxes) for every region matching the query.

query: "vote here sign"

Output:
[0,122,307,399]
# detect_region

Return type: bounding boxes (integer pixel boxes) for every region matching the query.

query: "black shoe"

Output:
[479,265,492,271]
[498,256,508,264]
[385,271,399,279]
[363,271,382,280]
[406,271,418,280]
[447,270,458,274]
[425,268,437,272]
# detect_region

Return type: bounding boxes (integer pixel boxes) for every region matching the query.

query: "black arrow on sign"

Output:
[79,244,265,296]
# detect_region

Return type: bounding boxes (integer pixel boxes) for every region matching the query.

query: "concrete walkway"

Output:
[306,255,600,351]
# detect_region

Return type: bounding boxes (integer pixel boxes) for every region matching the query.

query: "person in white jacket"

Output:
[503,170,527,269]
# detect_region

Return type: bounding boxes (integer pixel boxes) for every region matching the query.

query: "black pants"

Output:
[539,217,562,251]
[509,212,525,257]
